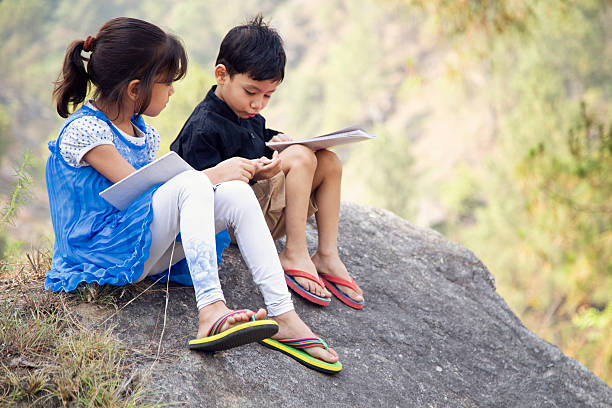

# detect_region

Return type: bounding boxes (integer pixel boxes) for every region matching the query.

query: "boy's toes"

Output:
[310,281,331,298]
[297,277,331,299]
[336,282,364,302]
[346,288,364,302]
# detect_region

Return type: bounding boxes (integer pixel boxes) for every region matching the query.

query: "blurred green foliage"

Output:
[0,152,33,260]
[0,0,609,384]
[422,0,612,382]
[0,106,11,161]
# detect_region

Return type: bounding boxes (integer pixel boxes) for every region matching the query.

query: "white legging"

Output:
[138,170,293,317]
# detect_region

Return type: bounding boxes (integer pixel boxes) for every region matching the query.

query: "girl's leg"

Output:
[213,180,338,363]
[139,170,222,309]
[140,242,185,278]
[141,170,264,337]
[213,180,293,316]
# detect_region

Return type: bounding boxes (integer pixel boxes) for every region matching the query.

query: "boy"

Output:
[170,15,364,309]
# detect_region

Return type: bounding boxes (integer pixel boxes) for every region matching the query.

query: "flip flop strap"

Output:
[207,309,252,337]
[319,273,359,292]
[284,269,325,287]
[277,336,328,350]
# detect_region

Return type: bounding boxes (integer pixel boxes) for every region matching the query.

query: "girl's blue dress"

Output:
[45,106,229,291]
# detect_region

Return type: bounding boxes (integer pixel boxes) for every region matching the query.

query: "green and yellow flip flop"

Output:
[189,310,279,352]
[260,336,343,374]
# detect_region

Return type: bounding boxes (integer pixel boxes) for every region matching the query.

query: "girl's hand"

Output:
[253,150,281,181]
[83,144,136,183]
[203,157,258,184]
[269,133,292,143]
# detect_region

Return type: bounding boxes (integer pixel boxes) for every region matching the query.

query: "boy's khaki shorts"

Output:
[251,171,317,240]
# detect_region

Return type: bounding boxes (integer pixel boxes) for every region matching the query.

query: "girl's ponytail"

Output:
[52,18,187,120]
[53,40,90,118]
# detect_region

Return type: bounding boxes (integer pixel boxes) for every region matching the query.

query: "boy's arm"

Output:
[182,136,225,171]
[263,127,291,157]
[173,117,259,184]
[264,127,281,142]
[172,118,226,171]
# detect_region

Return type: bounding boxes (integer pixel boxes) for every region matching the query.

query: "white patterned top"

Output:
[59,102,159,168]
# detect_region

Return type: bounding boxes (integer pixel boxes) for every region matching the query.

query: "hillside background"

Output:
[0,0,610,384]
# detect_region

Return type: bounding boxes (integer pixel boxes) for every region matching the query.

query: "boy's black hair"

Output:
[215,14,286,82]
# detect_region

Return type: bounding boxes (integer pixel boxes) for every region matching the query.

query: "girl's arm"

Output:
[83,145,136,183]
[85,144,258,185]
[203,157,258,184]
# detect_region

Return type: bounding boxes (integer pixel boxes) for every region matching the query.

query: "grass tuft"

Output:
[0,257,164,408]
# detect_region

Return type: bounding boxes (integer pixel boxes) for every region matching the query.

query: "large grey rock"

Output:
[82,202,612,407]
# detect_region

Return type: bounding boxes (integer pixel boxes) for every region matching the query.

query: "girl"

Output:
[46,17,340,373]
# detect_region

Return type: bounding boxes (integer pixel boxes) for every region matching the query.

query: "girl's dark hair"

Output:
[215,14,286,82]
[53,17,187,118]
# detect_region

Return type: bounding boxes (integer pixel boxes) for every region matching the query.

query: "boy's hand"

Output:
[253,150,281,181]
[269,133,292,143]
[203,157,258,184]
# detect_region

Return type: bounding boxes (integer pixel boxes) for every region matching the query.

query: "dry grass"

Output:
[0,251,165,408]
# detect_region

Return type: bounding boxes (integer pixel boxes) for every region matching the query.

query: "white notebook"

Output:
[99,151,193,210]
[266,125,376,152]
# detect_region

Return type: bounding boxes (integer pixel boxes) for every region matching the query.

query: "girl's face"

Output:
[143,82,174,117]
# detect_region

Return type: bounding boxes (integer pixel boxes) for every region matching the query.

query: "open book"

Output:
[265,126,375,152]
[99,151,193,210]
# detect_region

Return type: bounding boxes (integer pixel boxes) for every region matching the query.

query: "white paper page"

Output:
[266,126,375,152]
[99,151,193,210]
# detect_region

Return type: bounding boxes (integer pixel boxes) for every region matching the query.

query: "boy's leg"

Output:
[278,145,331,299]
[310,149,363,302]
[141,170,266,338]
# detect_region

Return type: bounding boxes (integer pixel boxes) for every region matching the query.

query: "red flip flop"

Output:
[284,269,331,306]
[319,273,364,310]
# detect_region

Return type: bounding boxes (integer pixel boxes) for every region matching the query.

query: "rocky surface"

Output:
[76,202,612,407]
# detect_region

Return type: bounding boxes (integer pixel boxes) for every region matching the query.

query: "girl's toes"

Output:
[253,308,267,320]
[310,347,338,363]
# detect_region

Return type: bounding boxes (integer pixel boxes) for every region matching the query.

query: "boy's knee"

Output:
[316,149,342,175]
[284,144,317,170]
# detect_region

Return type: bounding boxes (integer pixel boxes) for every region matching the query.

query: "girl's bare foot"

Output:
[279,249,331,299]
[311,251,364,302]
[270,310,339,363]
[197,300,267,338]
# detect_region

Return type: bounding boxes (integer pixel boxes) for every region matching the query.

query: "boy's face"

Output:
[214,65,279,119]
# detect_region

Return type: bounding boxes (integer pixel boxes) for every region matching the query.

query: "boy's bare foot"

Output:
[197,300,267,338]
[279,250,331,299]
[311,252,364,303]
[270,310,339,363]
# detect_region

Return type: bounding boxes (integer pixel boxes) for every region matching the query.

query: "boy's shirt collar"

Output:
[205,85,242,124]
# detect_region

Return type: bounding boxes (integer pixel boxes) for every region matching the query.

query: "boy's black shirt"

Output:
[170,85,280,171]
